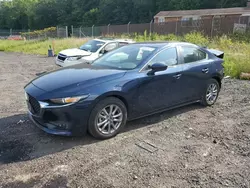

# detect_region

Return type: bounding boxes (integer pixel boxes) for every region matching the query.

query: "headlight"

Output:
[50,95,89,104]
[67,56,82,61]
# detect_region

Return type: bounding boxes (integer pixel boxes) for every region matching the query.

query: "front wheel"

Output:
[88,97,127,139]
[201,79,220,106]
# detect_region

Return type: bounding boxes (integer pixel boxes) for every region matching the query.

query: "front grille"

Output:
[58,53,67,61]
[28,94,41,114]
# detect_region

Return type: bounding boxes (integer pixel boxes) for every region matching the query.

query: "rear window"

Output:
[181,46,207,63]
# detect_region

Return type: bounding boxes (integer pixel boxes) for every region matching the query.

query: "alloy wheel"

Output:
[95,104,123,135]
[206,83,218,105]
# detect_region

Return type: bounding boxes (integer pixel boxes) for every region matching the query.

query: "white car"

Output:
[55,38,135,67]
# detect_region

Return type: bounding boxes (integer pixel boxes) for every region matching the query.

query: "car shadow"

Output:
[0,103,203,165]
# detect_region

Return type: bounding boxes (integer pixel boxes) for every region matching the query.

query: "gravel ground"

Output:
[0,52,250,188]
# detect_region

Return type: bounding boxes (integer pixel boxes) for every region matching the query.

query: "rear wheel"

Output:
[201,79,220,106]
[88,97,127,139]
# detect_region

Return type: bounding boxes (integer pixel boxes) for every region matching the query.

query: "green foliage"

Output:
[183,32,209,46]
[209,35,250,79]
[0,0,248,29]
[228,32,250,43]
[82,8,100,26]
[223,55,250,79]
[21,27,57,38]
[162,34,181,41]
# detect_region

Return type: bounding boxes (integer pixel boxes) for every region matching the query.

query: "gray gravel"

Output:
[0,52,250,188]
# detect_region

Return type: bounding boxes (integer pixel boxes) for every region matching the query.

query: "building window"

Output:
[159,17,165,23]
[181,16,201,27]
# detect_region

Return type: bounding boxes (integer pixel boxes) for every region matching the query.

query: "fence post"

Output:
[56,26,59,38]
[66,26,68,38]
[127,21,131,34]
[71,25,74,37]
[80,27,82,38]
[92,25,95,38]
[211,16,214,38]
[107,24,110,35]
[175,20,178,35]
[150,20,153,34]
[10,28,12,36]
[28,29,30,40]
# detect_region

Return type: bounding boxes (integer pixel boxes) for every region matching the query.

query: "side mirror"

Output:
[147,62,168,75]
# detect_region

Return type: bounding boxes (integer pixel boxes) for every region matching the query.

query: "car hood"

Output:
[59,48,92,57]
[31,64,126,93]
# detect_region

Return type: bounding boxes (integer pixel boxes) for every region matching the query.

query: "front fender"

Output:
[91,91,128,108]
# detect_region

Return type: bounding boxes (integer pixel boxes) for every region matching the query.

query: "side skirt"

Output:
[128,100,201,121]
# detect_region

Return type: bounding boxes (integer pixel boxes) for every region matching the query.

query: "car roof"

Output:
[94,38,135,43]
[130,41,197,48]
[93,39,198,48]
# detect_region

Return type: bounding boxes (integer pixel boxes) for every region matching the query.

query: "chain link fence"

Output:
[1,15,250,40]
[69,16,250,38]
[0,29,29,39]
[0,27,67,40]
[57,26,68,38]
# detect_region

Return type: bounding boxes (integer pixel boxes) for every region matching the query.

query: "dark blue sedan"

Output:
[24,42,224,139]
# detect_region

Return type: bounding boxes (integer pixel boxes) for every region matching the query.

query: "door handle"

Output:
[173,74,182,79]
[202,68,209,74]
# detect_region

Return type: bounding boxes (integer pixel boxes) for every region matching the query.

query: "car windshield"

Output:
[91,45,157,70]
[80,40,105,52]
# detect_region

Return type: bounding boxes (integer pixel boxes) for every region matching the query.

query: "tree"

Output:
[71,0,100,25]
[82,8,100,26]
[32,0,58,29]
[0,0,248,29]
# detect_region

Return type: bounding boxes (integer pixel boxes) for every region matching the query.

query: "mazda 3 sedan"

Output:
[24,42,224,139]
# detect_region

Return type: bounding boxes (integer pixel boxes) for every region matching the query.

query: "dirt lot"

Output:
[0,52,250,188]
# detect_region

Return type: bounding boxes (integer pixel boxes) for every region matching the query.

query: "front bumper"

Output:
[27,100,92,137]
[29,112,73,136]
[55,58,83,67]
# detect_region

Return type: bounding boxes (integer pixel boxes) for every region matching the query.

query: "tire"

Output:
[201,79,220,106]
[88,97,127,139]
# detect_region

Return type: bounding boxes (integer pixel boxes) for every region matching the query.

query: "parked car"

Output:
[55,38,135,67]
[25,42,224,139]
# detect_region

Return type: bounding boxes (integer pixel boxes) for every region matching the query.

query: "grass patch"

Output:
[0,38,88,55]
[0,33,250,79]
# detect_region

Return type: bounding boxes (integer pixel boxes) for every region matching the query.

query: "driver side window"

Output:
[101,43,117,54]
[147,48,178,68]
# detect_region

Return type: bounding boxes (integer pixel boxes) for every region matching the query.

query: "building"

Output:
[154,2,250,27]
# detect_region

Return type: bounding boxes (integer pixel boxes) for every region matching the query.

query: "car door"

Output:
[178,45,212,102]
[134,47,184,116]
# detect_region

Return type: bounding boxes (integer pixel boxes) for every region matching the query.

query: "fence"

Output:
[71,16,250,38]
[0,15,249,40]
[0,27,67,40]
[0,29,29,39]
